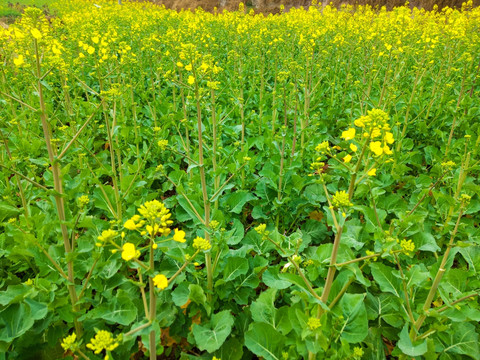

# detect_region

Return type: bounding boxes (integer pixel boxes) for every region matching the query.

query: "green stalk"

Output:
[33,38,81,336]
[149,238,157,360]
[414,206,464,335]
[192,68,213,301]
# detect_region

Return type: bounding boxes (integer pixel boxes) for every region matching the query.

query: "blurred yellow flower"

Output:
[341,128,356,141]
[173,228,186,243]
[121,242,139,261]
[153,274,168,289]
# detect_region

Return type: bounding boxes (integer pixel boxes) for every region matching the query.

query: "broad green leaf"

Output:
[437,322,479,359]
[223,191,257,214]
[262,267,292,290]
[171,282,190,307]
[251,289,277,325]
[214,337,243,360]
[370,263,403,298]
[192,310,234,353]
[337,293,368,343]
[0,285,34,306]
[86,290,137,326]
[0,203,20,222]
[245,322,285,360]
[412,232,441,253]
[397,325,427,356]
[222,257,249,282]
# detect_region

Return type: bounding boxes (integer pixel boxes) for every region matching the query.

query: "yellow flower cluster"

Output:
[61,332,78,352]
[307,317,321,331]
[354,109,394,157]
[97,229,118,245]
[157,139,169,150]
[137,200,173,236]
[77,195,90,208]
[331,190,353,208]
[86,330,120,354]
[193,236,211,251]
[400,239,415,256]
[124,215,145,230]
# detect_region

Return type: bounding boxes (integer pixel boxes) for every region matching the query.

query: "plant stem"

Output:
[34,38,81,336]
[414,206,464,335]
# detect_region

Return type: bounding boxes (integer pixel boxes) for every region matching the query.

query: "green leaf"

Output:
[0,300,46,343]
[192,310,234,353]
[222,257,249,282]
[336,293,368,343]
[412,232,440,253]
[437,322,479,359]
[223,190,257,214]
[189,284,210,314]
[214,337,243,360]
[0,203,20,222]
[370,263,403,298]
[85,290,137,326]
[251,289,277,325]
[244,322,286,360]
[262,267,292,290]
[0,285,34,306]
[171,282,190,307]
[397,325,427,356]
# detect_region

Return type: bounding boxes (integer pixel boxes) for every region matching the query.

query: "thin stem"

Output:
[393,253,416,324]
[34,38,80,336]
[414,206,464,334]
[437,292,479,313]
[78,257,100,300]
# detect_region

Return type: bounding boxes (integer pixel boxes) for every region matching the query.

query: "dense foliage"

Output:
[0,1,480,359]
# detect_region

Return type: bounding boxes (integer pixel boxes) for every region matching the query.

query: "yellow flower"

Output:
[354,115,368,128]
[153,274,168,289]
[177,61,183,67]
[384,132,394,144]
[343,154,352,163]
[332,190,353,208]
[121,242,140,261]
[187,75,195,85]
[61,333,78,352]
[369,141,383,156]
[368,168,377,176]
[353,346,364,359]
[173,228,186,243]
[383,145,393,155]
[87,46,95,55]
[158,139,168,150]
[124,215,144,230]
[193,236,211,251]
[97,229,118,243]
[341,128,356,141]
[86,330,119,354]
[400,239,415,256]
[146,224,161,236]
[78,195,90,208]
[307,317,321,330]
[185,63,192,71]
[315,141,330,154]
[13,55,25,67]
[92,36,99,44]
[138,200,171,224]
[349,143,358,152]
[30,28,42,40]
